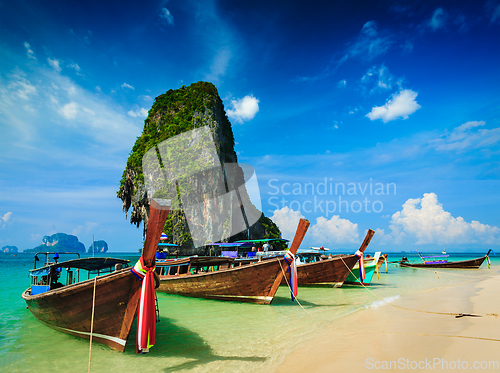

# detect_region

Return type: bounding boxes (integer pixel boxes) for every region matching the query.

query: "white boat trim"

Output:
[53,325,127,346]
[208,294,273,302]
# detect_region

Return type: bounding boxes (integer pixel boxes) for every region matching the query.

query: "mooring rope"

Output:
[88,276,97,373]
[278,257,313,317]
[338,257,500,342]
[339,257,482,318]
[372,330,500,342]
[275,255,499,343]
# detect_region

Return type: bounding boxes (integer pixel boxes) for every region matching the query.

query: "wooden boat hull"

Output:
[343,260,377,286]
[22,269,141,351]
[157,258,288,304]
[281,255,358,287]
[400,256,487,269]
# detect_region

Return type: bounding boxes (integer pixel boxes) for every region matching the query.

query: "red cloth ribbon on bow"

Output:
[131,256,156,353]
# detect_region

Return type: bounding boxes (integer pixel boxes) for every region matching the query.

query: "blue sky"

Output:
[1,0,499,253]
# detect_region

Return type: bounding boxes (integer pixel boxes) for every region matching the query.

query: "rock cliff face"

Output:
[1,245,18,253]
[88,240,108,253]
[26,233,86,253]
[117,82,281,255]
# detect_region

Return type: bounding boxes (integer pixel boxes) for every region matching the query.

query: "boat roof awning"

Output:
[157,256,235,267]
[30,258,130,275]
[207,242,252,247]
[234,239,289,243]
[158,243,179,247]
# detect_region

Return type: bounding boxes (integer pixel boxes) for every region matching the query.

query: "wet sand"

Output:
[274,275,500,372]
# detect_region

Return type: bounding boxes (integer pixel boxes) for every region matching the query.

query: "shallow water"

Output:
[1,252,498,372]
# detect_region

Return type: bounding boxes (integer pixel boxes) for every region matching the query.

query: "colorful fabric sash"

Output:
[487,256,491,269]
[131,256,156,354]
[355,250,365,283]
[283,251,298,301]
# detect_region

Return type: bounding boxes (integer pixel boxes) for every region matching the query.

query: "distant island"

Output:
[88,240,108,253]
[25,233,86,253]
[1,245,18,253]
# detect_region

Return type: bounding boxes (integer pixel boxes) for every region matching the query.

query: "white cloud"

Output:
[428,8,448,31]
[338,79,347,87]
[343,21,393,62]
[1,63,141,154]
[160,7,174,25]
[2,212,12,222]
[68,62,81,72]
[296,20,393,82]
[270,207,360,245]
[226,95,259,124]
[58,102,79,120]
[270,207,305,241]
[431,121,500,152]
[366,89,421,123]
[361,65,399,92]
[204,48,232,85]
[47,58,62,72]
[309,215,359,244]
[487,1,500,24]
[71,221,98,237]
[389,193,499,245]
[121,83,134,90]
[128,107,148,118]
[24,42,36,60]
[5,70,36,101]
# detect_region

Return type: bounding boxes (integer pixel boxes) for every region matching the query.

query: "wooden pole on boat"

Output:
[269,218,310,297]
[358,229,375,254]
[143,198,171,267]
[88,277,97,373]
[288,218,310,256]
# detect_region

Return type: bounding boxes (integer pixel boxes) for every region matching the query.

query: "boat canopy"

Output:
[29,257,130,275]
[157,256,235,267]
[207,242,253,247]
[158,243,179,247]
[235,238,289,243]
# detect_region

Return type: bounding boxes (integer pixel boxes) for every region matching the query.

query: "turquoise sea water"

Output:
[1,251,498,372]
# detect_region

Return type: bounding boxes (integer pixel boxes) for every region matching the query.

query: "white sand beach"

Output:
[275,275,500,372]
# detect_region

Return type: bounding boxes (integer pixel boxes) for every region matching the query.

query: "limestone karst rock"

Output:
[117,82,282,255]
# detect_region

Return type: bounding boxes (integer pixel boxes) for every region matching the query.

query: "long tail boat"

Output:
[399,250,491,269]
[155,219,310,304]
[344,252,381,286]
[22,198,170,352]
[377,253,388,273]
[280,229,375,287]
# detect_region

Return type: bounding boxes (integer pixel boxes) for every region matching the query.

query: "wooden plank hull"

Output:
[344,259,378,286]
[157,258,287,304]
[22,269,141,351]
[157,218,310,305]
[281,255,358,287]
[400,256,487,269]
